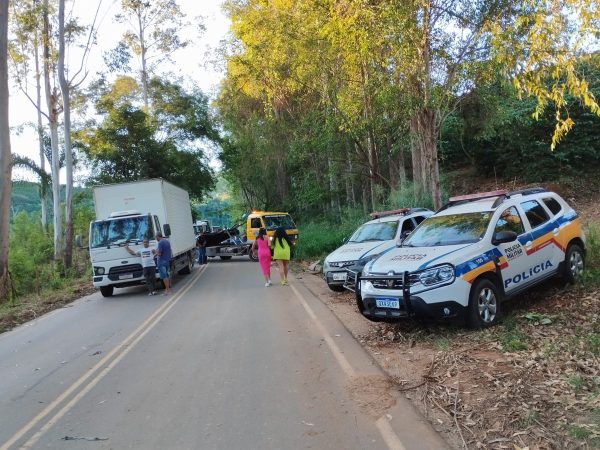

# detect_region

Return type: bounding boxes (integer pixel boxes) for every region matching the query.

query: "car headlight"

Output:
[418,264,455,286]
[94,266,105,275]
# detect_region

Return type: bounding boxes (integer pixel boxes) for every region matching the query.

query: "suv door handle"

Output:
[553,227,559,235]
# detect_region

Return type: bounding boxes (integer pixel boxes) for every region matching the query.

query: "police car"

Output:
[323,208,433,291]
[354,188,586,328]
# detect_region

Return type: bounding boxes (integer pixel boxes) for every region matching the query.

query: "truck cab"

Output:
[245,211,299,246]
[90,211,160,297]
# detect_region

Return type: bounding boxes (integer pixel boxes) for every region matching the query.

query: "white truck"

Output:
[89,179,197,297]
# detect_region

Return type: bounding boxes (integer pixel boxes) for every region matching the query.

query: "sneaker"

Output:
[267,281,272,286]
[265,282,270,287]
[283,279,289,286]
[148,292,154,296]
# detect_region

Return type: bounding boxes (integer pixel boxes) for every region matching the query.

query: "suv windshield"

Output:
[263,215,296,230]
[349,221,399,243]
[403,213,491,247]
[90,215,154,248]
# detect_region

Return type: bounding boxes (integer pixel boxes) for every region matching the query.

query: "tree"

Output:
[77,75,217,200]
[57,0,100,268]
[9,0,50,231]
[115,0,190,110]
[0,0,14,302]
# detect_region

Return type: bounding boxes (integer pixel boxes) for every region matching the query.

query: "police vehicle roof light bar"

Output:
[369,208,409,219]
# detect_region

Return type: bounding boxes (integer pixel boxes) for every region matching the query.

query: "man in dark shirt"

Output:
[156,232,173,295]
[196,233,207,265]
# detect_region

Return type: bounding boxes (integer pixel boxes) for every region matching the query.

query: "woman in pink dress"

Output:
[252,228,272,287]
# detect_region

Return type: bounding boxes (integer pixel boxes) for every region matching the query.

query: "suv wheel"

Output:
[563,244,584,284]
[327,283,345,292]
[467,279,500,329]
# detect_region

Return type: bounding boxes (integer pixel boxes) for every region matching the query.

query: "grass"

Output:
[583,224,600,286]
[498,317,529,351]
[0,273,93,333]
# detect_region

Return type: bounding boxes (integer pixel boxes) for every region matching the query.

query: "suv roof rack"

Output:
[438,187,548,211]
[491,187,547,208]
[437,190,507,212]
[369,208,409,219]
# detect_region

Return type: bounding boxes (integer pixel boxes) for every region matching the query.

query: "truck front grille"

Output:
[108,264,143,281]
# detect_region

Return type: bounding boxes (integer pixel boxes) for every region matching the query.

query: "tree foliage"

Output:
[216,0,600,216]
[77,75,216,201]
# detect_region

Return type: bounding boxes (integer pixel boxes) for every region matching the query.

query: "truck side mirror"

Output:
[163,224,171,237]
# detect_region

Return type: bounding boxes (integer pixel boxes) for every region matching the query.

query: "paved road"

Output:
[0,260,448,450]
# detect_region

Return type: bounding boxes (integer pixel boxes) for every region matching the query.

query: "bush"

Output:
[295,211,365,260]
[583,224,600,285]
[8,212,54,295]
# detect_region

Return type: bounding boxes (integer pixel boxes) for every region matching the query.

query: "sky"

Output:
[10,0,230,183]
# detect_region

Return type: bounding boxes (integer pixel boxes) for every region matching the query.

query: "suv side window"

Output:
[542,197,562,216]
[495,206,525,235]
[521,200,550,228]
[250,218,262,228]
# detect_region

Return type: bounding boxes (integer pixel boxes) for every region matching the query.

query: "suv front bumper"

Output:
[359,273,469,321]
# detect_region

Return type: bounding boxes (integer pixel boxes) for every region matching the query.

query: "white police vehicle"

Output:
[323,208,433,292]
[352,188,586,328]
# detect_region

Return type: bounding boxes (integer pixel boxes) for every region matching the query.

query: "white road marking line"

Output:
[1,265,207,450]
[375,416,408,450]
[290,283,355,377]
[291,281,408,450]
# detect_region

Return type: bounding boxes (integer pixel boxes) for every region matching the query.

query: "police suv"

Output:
[323,208,433,291]
[352,188,586,328]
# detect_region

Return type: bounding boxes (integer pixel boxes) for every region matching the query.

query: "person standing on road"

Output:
[196,232,207,265]
[155,232,172,295]
[252,227,272,287]
[272,226,292,286]
[125,238,157,295]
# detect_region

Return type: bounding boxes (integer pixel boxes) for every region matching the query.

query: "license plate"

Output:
[119,273,134,280]
[332,272,347,281]
[375,297,400,309]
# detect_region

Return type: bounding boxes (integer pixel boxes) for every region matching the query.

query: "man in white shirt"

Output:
[125,239,157,295]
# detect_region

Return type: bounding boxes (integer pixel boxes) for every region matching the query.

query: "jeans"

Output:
[158,262,169,279]
[197,247,206,265]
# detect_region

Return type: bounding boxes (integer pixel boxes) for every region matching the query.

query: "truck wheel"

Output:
[178,253,192,275]
[467,278,500,329]
[563,244,584,284]
[100,286,114,297]
[220,256,232,260]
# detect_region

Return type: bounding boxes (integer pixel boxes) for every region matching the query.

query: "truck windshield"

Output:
[264,215,296,230]
[348,221,398,243]
[90,216,154,248]
[402,213,491,247]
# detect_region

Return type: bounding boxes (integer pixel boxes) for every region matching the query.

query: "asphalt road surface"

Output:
[0,259,448,450]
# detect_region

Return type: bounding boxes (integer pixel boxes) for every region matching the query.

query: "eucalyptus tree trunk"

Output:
[410,108,441,209]
[408,0,442,209]
[327,156,340,214]
[43,0,62,260]
[58,0,73,268]
[137,12,149,110]
[0,0,14,302]
[361,62,379,211]
[33,31,48,231]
